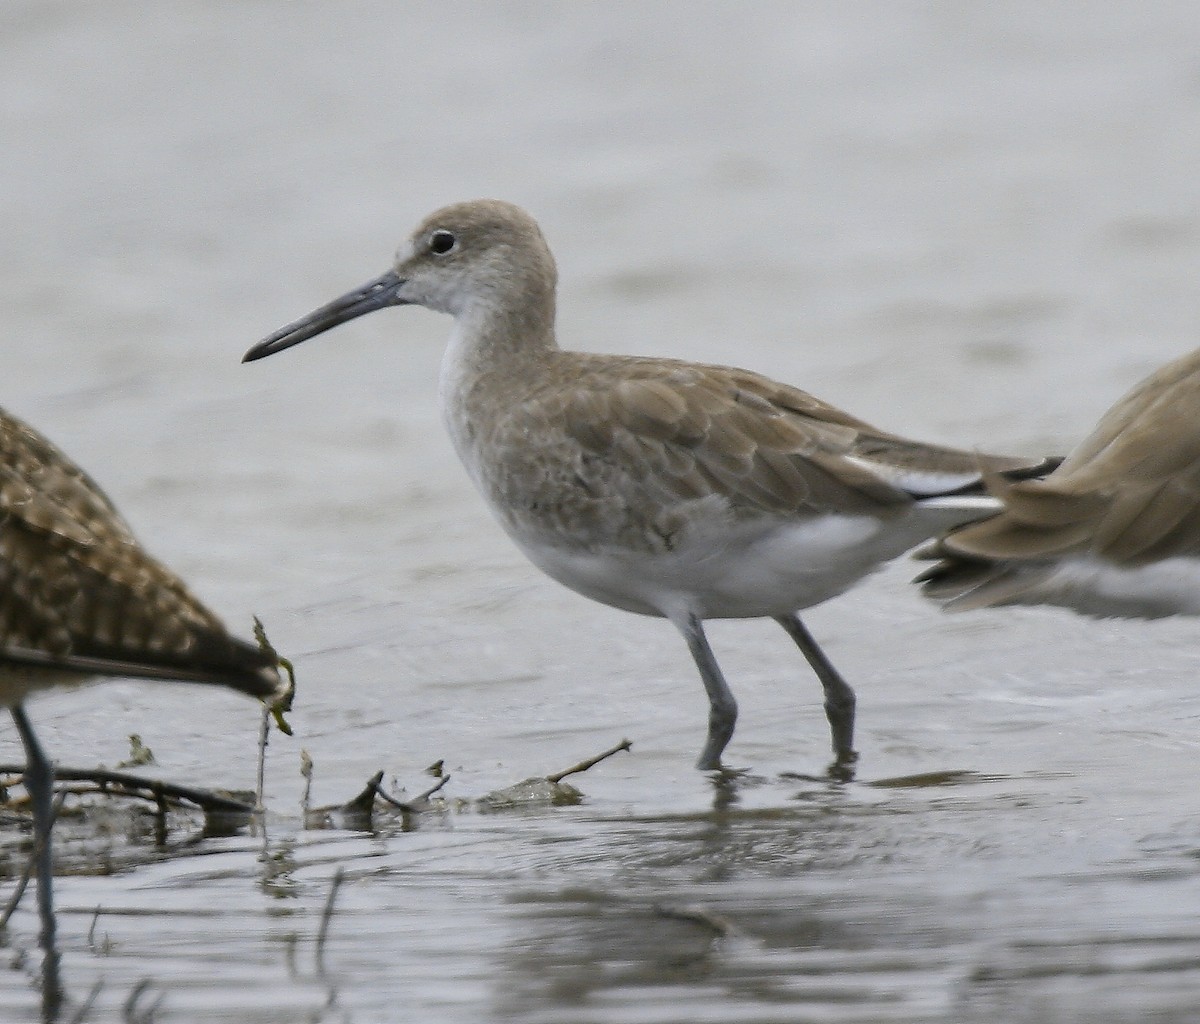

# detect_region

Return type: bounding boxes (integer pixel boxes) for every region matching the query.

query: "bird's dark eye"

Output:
[429,230,457,255]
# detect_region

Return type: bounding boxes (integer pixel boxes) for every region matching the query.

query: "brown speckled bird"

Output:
[1,406,280,950]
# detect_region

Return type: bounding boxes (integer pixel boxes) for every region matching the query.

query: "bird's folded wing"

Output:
[544,357,1025,518]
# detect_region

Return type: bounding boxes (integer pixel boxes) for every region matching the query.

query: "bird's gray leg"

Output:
[10,706,57,952]
[774,613,857,764]
[672,613,738,770]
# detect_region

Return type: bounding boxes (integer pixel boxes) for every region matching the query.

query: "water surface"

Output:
[3,3,1200,1021]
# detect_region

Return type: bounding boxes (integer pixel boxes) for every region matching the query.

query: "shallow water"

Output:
[3,2,1200,1021]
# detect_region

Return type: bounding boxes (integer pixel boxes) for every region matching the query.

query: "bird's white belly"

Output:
[509,512,926,620]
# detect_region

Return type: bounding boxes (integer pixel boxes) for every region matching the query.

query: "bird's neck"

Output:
[438,292,560,462]
[442,289,559,389]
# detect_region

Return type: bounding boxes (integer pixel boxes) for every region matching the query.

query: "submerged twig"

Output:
[253,616,297,736]
[252,616,298,815]
[300,749,314,817]
[123,979,166,1024]
[653,902,735,938]
[67,978,105,1024]
[315,867,346,974]
[0,790,66,933]
[545,738,632,783]
[342,773,383,818]
[255,706,270,814]
[479,738,632,811]
[372,773,450,814]
[304,771,382,829]
[0,765,255,815]
[305,767,451,828]
[87,904,113,955]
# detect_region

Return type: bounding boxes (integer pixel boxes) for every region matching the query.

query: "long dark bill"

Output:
[242,269,407,362]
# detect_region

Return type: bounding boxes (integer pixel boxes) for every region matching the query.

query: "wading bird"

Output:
[1,407,280,956]
[244,199,1046,771]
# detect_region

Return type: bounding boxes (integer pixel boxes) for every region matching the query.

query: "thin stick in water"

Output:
[315,866,346,974]
[0,790,66,933]
[545,738,632,783]
[372,773,450,813]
